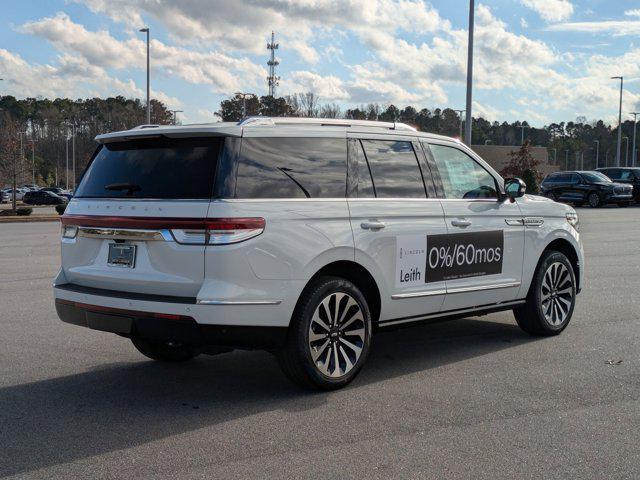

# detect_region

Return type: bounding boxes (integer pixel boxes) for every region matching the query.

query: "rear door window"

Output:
[75,137,222,199]
[361,140,426,198]
[235,137,347,198]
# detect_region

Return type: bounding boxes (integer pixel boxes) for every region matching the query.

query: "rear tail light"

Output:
[60,215,265,245]
[61,224,78,239]
[170,218,265,245]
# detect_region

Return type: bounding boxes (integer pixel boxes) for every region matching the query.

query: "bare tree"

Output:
[319,103,341,118]
[297,92,320,118]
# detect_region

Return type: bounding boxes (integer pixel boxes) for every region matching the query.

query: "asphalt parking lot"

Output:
[1,207,639,479]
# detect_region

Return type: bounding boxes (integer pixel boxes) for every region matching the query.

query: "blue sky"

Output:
[1,0,639,126]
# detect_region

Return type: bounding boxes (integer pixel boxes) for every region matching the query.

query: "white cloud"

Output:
[625,9,640,17]
[548,20,640,36]
[521,0,574,23]
[19,13,267,94]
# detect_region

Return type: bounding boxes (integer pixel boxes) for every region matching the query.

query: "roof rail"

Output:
[132,124,161,130]
[237,116,416,131]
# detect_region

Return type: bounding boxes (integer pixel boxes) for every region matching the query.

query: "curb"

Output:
[0,216,61,223]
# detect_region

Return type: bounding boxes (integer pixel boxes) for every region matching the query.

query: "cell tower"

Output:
[267,31,280,97]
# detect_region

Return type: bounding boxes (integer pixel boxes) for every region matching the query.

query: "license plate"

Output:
[108,243,136,268]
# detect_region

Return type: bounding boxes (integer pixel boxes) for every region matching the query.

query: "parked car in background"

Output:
[1,190,9,203]
[4,188,26,201]
[23,190,67,205]
[42,187,65,195]
[540,170,633,207]
[596,167,640,203]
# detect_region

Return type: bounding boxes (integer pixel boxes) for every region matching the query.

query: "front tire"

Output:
[588,191,602,208]
[278,277,372,390]
[514,251,576,336]
[131,337,200,362]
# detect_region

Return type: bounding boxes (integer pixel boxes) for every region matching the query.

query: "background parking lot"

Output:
[1,207,639,479]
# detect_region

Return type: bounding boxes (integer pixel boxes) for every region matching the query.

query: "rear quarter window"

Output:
[75,137,222,199]
[234,137,347,198]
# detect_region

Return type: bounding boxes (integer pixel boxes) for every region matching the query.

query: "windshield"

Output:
[75,137,222,199]
[581,172,611,183]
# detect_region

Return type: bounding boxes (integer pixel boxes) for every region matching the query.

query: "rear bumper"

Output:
[53,284,289,349]
[55,298,287,349]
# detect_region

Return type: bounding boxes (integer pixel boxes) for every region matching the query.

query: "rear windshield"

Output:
[75,137,222,199]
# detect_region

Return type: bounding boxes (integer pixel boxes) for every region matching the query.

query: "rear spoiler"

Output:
[95,125,241,144]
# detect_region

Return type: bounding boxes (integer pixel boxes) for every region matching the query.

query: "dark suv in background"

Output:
[23,190,67,206]
[596,167,640,202]
[540,171,633,207]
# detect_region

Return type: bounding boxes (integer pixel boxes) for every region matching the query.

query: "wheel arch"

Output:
[294,260,382,325]
[542,238,580,288]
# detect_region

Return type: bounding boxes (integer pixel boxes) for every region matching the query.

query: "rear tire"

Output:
[131,337,200,362]
[514,250,576,336]
[278,276,372,390]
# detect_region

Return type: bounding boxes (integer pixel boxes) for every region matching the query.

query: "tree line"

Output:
[1,93,638,189]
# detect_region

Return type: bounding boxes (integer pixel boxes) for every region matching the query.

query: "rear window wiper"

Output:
[104,183,142,195]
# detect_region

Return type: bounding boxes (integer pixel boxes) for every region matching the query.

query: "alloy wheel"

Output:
[540,262,574,327]
[308,292,366,378]
[588,193,600,207]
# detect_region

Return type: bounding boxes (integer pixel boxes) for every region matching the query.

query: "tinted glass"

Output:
[619,170,634,180]
[361,140,425,198]
[581,172,611,183]
[354,140,375,198]
[543,175,558,184]
[235,138,346,198]
[429,144,497,199]
[75,137,221,199]
[555,174,570,183]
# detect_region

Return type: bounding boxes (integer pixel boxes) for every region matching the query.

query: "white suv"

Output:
[54,117,584,390]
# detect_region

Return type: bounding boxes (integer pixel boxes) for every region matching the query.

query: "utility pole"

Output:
[551,148,557,165]
[594,140,599,168]
[267,31,280,97]
[139,27,151,124]
[623,137,629,167]
[565,149,569,170]
[234,92,254,119]
[630,112,639,167]
[454,109,465,141]
[612,76,623,167]
[464,0,475,146]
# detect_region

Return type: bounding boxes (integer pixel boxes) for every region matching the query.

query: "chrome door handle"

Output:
[360,221,386,231]
[451,219,471,228]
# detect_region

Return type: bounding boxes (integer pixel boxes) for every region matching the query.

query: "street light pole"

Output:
[594,140,599,168]
[612,76,623,167]
[464,0,474,146]
[454,109,465,141]
[519,125,527,145]
[169,109,183,125]
[630,112,639,167]
[29,139,35,185]
[565,149,569,170]
[139,28,150,124]
[623,136,629,167]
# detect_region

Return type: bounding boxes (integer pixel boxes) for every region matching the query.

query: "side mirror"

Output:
[504,178,526,200]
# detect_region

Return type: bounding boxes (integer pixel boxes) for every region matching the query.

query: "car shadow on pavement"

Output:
[0,316,536,477]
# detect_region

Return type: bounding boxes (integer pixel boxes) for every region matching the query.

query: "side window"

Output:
[569,174,580,184]
[544,175,557,184]
[235,138,347,198]
[428,144,498,199]
[349,139,375,198]
[361,140,425,198]
[619,170,633,180]
[555,174,570,183]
